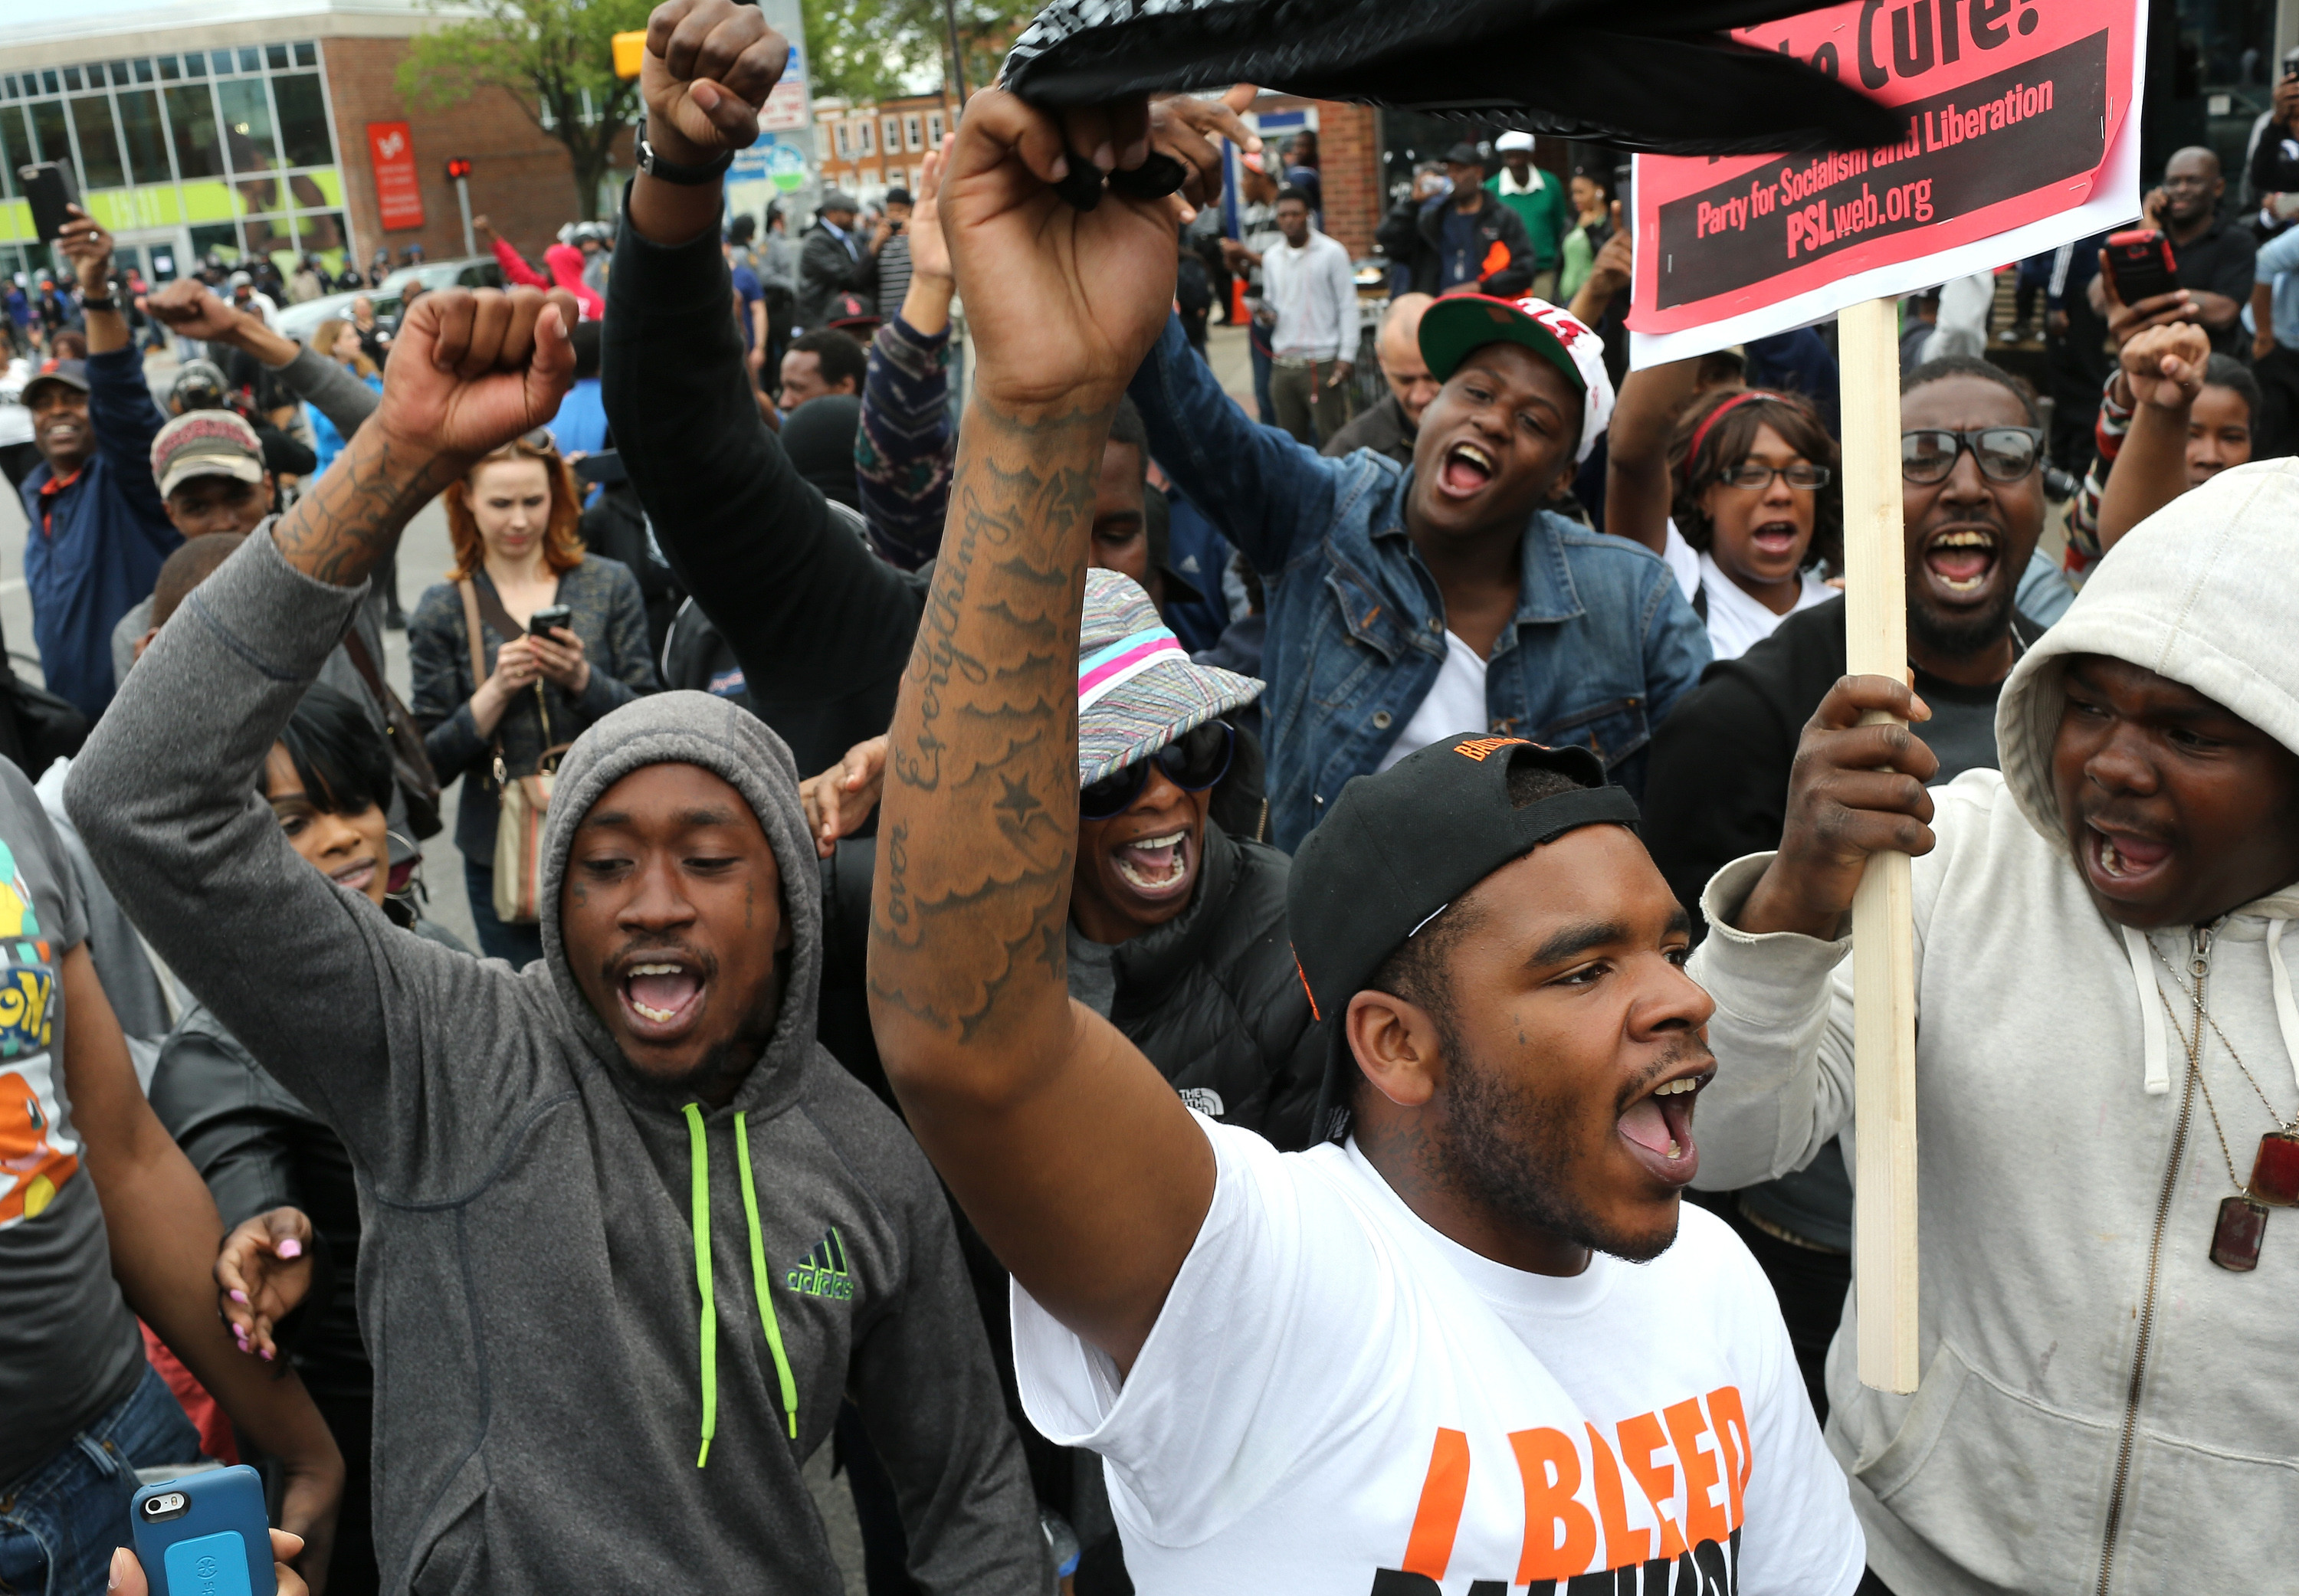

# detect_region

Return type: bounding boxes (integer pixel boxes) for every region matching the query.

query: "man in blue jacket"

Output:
[18,208,180,719]
[1129,289,1709,851]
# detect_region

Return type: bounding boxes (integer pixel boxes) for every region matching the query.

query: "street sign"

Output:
[366,121,423,231]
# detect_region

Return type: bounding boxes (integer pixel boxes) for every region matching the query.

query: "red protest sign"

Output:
[368,121,425,233]
[1628,0,2143,363]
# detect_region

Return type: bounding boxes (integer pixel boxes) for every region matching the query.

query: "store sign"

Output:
[1628,0,2144,364]
[761,43,812,132]
[368,120,424,231]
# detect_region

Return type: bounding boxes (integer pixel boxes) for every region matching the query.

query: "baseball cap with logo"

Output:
[150,410,265,499]
[1417,293,1616,462]
[21,359,90,408]
[1287,733,1640,1141]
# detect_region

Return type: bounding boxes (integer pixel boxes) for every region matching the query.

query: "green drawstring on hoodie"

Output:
[684,1104,801,1467]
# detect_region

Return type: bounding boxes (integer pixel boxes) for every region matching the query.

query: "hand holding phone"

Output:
[130,1467,279,1596]
[526,603,572,637]
[18,162,80,245]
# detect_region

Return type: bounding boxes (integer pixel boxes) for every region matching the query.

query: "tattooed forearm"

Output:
[271,425,464,589]
[869,396,1110,1047]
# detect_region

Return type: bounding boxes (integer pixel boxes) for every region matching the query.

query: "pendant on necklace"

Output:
[2249,1129,2299,1207]
[2212,1196,2269,1272]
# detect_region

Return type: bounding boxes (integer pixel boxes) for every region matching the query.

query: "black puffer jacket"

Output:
[1103,818,1323,1149]
[820,818,1323,1151]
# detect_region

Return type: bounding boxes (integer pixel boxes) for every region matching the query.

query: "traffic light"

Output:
[445,157,473,182]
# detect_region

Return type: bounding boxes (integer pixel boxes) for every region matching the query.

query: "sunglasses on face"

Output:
[1901,427,2043,485]
[1080,720,1235,821]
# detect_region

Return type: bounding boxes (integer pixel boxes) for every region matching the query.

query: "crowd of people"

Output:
[8,3,2299,1594]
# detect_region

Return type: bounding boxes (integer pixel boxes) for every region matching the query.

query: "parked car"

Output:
[274,287,402,345]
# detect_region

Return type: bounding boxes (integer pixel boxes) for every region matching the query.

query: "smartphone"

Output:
[527,604,572,637]
[2104,228,2179,306]
[130,1466,277,1596]
[18,162,79,244]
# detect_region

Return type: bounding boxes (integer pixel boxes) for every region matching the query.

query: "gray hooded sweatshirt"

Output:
[68,528,1050,1594]
[1687,457,2299,1594]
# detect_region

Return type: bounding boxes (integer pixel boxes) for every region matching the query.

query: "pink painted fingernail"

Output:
[231,1289,248,1304]
[261,1348,274,1362]
[276,1239,302,1260]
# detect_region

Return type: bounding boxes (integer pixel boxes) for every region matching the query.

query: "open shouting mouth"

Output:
[1112,827,1195,902]
[1920,526,2000,601]
[615,952,710,1042]
[1437,439,1497,500]
[1616,1065,1710,1187]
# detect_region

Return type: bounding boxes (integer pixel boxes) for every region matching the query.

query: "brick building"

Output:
[1,0,600,286]
[812,90,959,205]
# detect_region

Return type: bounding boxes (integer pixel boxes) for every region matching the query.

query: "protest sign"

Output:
[1627,0,2146,365]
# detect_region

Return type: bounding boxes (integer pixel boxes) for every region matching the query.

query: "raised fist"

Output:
[641,0,789,167]
[143,278,245,340]
[374,285,579,464]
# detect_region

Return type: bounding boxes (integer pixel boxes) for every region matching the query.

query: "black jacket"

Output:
[821,820,1322,1151]
[797,222,877,330]
[1376,190,1534,298]
[1320,389,1415,466]
[1641,596,2047,939]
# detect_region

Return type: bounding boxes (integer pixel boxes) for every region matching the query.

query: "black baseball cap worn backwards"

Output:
[1287,734,1640,1142]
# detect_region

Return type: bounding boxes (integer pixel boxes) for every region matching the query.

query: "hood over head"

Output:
[1997,458,2299,850]
[536,690,823,1106]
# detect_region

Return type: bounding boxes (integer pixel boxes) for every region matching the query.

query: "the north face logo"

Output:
[786,1226,854,1299]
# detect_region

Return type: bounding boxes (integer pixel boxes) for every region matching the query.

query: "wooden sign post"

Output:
[1836,297,1921,1394]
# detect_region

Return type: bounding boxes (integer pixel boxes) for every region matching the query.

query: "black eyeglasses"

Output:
[1901,427,2043,484]
[1080,720,1235,820]
[1720,461,1831,491]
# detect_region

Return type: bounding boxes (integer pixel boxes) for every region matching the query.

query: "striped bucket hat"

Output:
[1078,568,1261,788]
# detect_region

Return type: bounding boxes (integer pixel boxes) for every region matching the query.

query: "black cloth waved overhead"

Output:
[1003,0,1903,156]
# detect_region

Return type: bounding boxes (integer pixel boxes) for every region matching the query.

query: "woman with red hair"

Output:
[408,433,658,962]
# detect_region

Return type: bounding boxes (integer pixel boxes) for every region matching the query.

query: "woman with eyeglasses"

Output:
[1609,363,1843,660]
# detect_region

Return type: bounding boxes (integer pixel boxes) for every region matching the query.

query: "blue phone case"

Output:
[128,1466,277,1596]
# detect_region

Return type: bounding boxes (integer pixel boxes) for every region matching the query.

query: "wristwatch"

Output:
[635,125,733,185]
[80,293,116,310]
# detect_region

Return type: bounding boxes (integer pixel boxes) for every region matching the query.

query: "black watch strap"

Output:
[637,130,733,186]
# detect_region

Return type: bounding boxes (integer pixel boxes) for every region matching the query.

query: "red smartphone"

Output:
[2103,228,2179,306]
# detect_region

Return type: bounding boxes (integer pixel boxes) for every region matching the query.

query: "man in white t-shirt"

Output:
[1258,185,1359,445]
[869,84,1865,1596]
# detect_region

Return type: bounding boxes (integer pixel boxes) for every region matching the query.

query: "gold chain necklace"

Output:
[2150,932,2299,1271]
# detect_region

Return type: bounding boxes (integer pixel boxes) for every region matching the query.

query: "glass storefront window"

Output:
[0,108,30,198]
[218,77,278,172]
[156,57,180,83]
[116,88,169,185]
[189,220,241,265]
[30,99,71,167]
[69,96,126,189]
[273,74,331,169]
[294,43,316,67]
[165,84,222,179]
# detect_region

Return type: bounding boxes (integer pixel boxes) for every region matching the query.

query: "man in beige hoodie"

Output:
[1689,456,2299,1594]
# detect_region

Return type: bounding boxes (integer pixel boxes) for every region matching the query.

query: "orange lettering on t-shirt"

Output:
[1616,1411,1689,1558]
[1509,1426,1597,1582]
[1583,1421,1651,1567]
[1707,1385,1754,1532]
[1664,1398,1729,1548]
[1400,1427,1471,1579]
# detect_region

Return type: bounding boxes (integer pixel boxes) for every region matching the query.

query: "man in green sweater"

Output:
[1487,132,1569,301]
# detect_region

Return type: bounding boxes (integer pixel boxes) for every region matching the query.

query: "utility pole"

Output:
[446,157,475,258]
[944,0,968,103]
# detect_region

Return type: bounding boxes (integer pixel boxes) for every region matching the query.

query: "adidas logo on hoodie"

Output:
[785,1226,854,1299]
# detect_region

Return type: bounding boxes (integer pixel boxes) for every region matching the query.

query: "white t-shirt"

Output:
[1662,523,1836,663]
[1376,628,1489,772]
[1015,1120,1864,1594]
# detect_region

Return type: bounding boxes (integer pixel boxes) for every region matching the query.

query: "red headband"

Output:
[1686,389,1785,472]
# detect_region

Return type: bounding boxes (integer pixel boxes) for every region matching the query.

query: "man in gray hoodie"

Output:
[1690,456,2299,1593]
[65,126,1048,1596]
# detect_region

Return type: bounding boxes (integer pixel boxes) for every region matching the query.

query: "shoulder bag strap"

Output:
[458,578,508,788]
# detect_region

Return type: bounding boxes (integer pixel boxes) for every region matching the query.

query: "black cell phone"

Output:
[18,162,79,244]
[2104,228,2179,306]
[528,604,572,637]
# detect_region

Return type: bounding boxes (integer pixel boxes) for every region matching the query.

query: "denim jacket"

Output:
[1129,315,1710,852]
